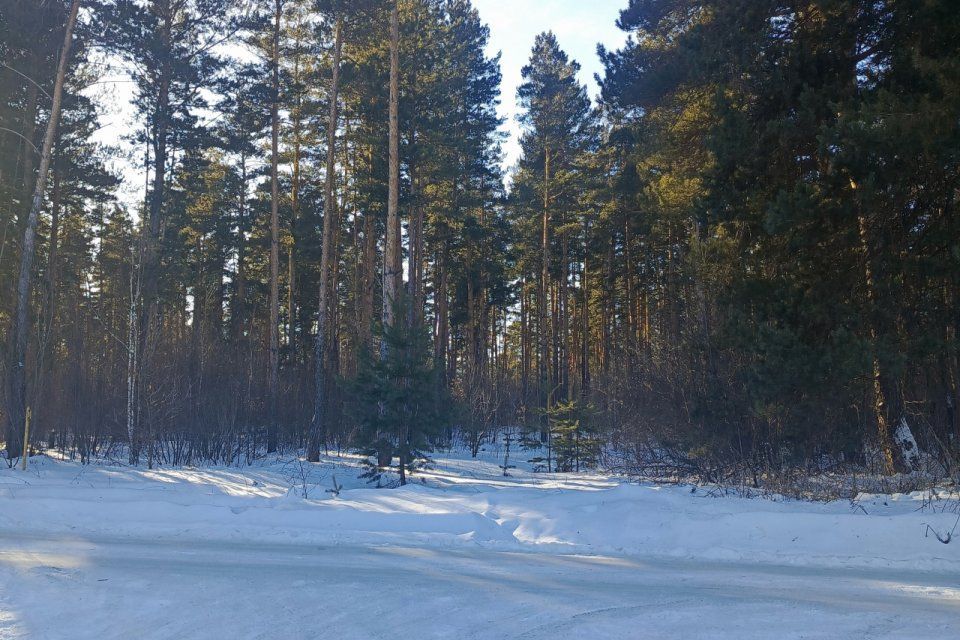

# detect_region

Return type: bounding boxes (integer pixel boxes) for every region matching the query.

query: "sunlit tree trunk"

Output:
[856,203,898,475]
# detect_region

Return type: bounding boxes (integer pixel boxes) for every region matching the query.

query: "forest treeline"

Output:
[1,0,958,480]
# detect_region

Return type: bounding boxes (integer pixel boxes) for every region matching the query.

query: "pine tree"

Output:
[595,0,960,473]
[513,32,592,461]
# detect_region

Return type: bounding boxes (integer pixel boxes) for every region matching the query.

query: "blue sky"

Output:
[471,0,628,169]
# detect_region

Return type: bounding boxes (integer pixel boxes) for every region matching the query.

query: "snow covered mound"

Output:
[1,450,957,572]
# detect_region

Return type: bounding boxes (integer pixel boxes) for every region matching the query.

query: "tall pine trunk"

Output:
[360,202,376,353]
[17,53,40,234]
[581,221,590,400]
[539,146,551,450]
[288,49,305,359]
[309,15,343,462]
[131,3,174,465]
[560,234,569,402]
[267,0,282,454]
[36,157,62,410]
[383,0,400,346]
[5,0,81,461]
[435,248,449,388]
[408,129,424,321]
[520,276,529,422]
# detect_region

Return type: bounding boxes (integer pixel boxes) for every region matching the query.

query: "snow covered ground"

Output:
[1,449,958,638]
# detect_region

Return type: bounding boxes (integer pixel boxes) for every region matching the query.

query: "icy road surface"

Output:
[1,532,958,639]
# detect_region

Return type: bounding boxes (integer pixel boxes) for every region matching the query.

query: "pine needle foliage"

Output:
[350,293,451,485]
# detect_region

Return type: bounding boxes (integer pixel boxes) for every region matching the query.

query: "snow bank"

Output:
[1,451,957,573]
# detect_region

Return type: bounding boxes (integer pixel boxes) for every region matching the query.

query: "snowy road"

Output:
[1,532,958,640]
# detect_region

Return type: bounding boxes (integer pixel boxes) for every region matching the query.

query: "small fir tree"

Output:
[351,293,450,486]
[547,401,601,473]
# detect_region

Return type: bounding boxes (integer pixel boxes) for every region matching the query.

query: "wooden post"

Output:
[21,407,31,471]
